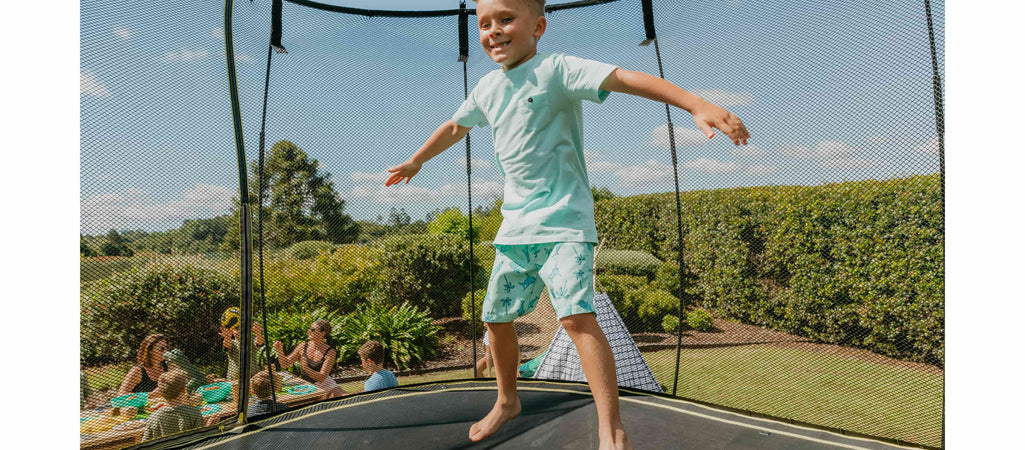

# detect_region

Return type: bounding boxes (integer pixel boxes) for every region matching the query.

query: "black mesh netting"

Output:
[80,0,943,448]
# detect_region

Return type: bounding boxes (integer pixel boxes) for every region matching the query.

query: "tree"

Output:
[388,207,411,227]
[100,230,133,257]
[427,207,480,241]
[80,237,99,257]
[223,140,359,250]
[591,185,616,203]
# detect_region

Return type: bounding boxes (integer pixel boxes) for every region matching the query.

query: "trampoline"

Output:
[183,380,914,450]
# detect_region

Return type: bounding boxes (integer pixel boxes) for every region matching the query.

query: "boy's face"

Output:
[476,0,546,70]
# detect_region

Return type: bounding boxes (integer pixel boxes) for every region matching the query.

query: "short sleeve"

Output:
[451,91,488,128]
[558,54,619,103]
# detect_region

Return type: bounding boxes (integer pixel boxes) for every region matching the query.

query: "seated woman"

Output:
[117,334,170,396]
[272,320,346,398]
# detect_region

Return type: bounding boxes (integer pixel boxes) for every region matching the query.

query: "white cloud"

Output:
[351,171,389,183]
[457,157,491,169]
[914,137,940,155]
[745,164,777,176]
[682,158,740,174]
[613,160,675,187]
[780,140,857,159]
[583,150,625,172]
[113,27,132,40]
[344,180,502,204]
[693,89,754,107]
[731,144,768,157]
[234,54,254,62]
[81,69,111,97]
[81,184,235,234]
[648,124,710,147]
[867,135,888,144]
[819,158,881,170]
[163,48,209,62]
[212,27,224,41]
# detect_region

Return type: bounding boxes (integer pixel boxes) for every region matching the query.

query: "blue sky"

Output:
[80,0,945,234]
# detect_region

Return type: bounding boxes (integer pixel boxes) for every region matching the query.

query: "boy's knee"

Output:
[559,313,596,334]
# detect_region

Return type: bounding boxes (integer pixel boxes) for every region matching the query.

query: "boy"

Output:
[386,0,749,448]
[219,307,264,382]
[142,369,212,441]
[358,340,398,392]
[247,370,288,418]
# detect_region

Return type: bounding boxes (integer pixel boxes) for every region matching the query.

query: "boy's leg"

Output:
[561,313,632,450]
[469,321,521,441]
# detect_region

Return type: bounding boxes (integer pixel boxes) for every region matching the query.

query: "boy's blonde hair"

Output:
[358,340,385,365]
[155,369,188,401]
[250,370,273,399]
[474,0,546,18]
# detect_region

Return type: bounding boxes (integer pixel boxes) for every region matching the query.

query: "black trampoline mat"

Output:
[189,381,918,450]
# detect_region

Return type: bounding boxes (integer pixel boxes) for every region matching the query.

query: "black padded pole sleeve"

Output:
[459,2,469,62]
[640,0,656,45]
[271,0,287,53]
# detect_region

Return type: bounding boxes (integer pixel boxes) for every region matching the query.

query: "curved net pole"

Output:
[459,1,480,379]
[639,0,686,397]
[224,0,254,425]
[923,0,944,229]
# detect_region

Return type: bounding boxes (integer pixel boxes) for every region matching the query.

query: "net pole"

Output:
[459,1,480,379]
[256,41,279,410]
[224,0,254,425]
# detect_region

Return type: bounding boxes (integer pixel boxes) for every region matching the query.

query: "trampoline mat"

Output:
[187,380,915,450]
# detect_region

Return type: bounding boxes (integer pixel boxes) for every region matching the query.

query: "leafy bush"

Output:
[427,208,480,241]
[662,315,680,333]
[81,256,140,283]
[628,285,679,331]
[654,261,681,297]
[462,289,488,333]
[687,309,714,332]
[287,240,336,260]
[337,302,441,370]
[262,244,385,314]
[595,249,662,280]
[80,264,239,366]
[373,234,484,317]
[595,175,944,365]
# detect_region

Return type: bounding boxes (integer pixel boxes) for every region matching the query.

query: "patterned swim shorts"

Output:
[481,242,595,323]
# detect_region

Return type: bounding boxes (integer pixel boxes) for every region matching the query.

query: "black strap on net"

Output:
[638,0,687,397]
[459,1,480,378]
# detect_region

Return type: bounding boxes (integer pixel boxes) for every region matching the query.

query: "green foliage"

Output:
[662,315,680,333]
[81,238,99,257]
[100,230,134,257]
[336,302,441,371]
[287,240,336,260]
[591,185,617,203]
[80,263,240,366]
[427,207,480,241]
[462,289,488,333]
[262,245,385,314]
[628,285,679,330]
[687,309,714,331]
[260,306,345,373]
[597,274,648,328]
[595,249,662,280]
[373,234,484,317]
[81,256,139,283]
[654,261,681,296]
[595,175,944,365]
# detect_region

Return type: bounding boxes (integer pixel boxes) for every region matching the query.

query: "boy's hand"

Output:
[385,159,422,186]
[691,101,750,145]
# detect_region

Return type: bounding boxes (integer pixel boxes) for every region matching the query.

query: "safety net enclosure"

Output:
[79,0,944,449]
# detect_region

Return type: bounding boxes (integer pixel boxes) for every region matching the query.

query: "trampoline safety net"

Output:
[80,0,944,449]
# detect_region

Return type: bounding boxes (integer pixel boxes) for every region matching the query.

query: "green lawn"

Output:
[644,347,943,448]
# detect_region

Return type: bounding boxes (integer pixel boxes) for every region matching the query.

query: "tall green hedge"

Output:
[595,175,943,365]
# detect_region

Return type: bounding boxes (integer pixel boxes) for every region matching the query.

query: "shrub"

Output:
[373,234,484,317]
[597,274,647,324]
[462,289,488,332]
[337,302,441,370]
[260,306,346,373]
[687,309,714,332]
[662,315,680,333]
[629,285,679,331]
[261,244,385,314]
[654,261,681,297]
[595,249,662,280]
[287,240,336,260]
[427,207,480,241]
[80,264,240,366]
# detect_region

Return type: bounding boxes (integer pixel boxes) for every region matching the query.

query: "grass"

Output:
[644,346,943,448]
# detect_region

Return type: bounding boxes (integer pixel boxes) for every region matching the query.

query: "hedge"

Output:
[595,175,943,365]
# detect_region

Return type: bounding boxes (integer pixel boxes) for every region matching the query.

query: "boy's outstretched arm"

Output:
[600,68,750,145]
[386,120,472,186]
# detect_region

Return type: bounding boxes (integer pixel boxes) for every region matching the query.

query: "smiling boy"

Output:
[385,0,749,448]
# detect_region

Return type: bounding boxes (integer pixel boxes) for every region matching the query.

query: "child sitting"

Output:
[247,370,288,419]
[359,340,398,392]
[142,369,212,441]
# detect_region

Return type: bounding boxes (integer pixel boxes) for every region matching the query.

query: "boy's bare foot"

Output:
[468,400,521,442]
[599,427,633,450]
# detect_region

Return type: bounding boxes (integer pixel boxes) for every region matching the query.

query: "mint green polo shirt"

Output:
[452,52,618,245]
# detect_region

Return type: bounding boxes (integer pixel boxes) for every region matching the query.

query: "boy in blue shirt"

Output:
[359,340,398,392]
[386,0,749,448]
